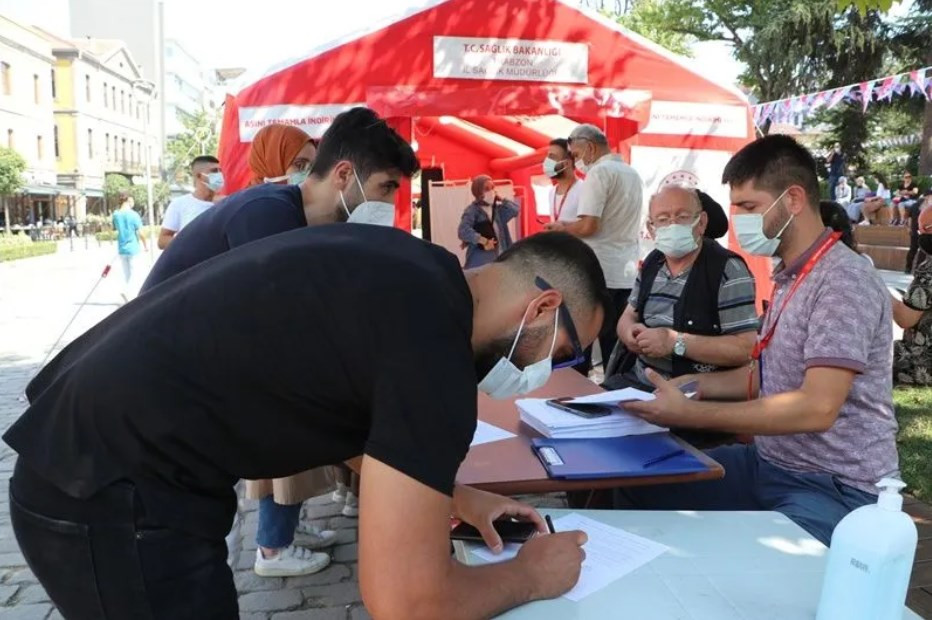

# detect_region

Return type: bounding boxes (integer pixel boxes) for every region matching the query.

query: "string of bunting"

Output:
[753,66,931,126]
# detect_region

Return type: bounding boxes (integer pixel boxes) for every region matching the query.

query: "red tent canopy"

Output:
[219,0,768,301]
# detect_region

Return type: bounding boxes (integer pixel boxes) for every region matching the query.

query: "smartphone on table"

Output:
[544,397,614,418]
[450,519,539,544]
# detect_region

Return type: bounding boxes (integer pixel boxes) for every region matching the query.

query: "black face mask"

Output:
[919,234,932,256]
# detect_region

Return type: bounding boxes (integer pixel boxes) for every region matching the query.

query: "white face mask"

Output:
[654,217,700,259]
[477,305,558,399]
[265,170,309,186]
[733,188,792,257]
[340,170,396,227]
[542,158,564,178]
[574,158,589,174]
[203,171,224,192]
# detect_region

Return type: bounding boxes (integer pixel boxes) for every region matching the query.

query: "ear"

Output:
[331,160,354,190]
[526,288,562,321]
[785,186,810,216]
[696,211,709,237]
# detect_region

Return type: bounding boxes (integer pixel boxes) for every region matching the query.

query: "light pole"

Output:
[132,78,156,260]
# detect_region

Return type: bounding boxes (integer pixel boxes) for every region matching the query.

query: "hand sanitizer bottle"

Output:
[816,478,917,620]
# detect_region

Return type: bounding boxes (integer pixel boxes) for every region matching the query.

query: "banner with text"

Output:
[642,101,749,139]
[238,103,365,142]
[433,36,588,84]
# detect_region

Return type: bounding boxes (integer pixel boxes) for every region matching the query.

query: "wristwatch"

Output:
[673,332,687,357]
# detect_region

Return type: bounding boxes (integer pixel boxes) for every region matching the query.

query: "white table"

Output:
[461,510,921,619]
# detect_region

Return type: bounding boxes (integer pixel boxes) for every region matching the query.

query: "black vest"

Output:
[636,238,747,377]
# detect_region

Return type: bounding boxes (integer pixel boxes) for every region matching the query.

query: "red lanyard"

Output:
[747,232,842,400]
[552,180,575,221]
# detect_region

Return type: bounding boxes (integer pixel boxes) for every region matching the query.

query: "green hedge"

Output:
[0,234,34,247]
[0,241,57,262]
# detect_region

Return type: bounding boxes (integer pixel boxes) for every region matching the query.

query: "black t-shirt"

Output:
[5,225,477,539]
[900,182,919,196]
[143,183,306,291]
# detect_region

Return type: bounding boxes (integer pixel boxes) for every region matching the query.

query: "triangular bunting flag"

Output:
[878,76,897,100]
[827,87,848,109]
[860,80,876,111]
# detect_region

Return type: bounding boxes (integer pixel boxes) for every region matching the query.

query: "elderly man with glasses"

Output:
[606,184,759,393]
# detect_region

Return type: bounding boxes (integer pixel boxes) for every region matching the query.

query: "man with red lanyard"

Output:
[614,135,900,546]
[542,138,583,225]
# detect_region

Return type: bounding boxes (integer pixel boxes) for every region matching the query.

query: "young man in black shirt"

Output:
[144,107,421,577]
[6,227,606,620]
[143,107,415,292]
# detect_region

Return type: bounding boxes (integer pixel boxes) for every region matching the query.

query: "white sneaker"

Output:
[331,482,348,503]
[294,522,337,550]
[342,491,359,518]
[253,545,330,577]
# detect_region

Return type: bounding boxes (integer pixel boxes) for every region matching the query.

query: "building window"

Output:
[87,129,93,159]
[105,132,110,160]
[7,129,13,149]
[54,125,59,158]
[120,90,125,114]
[50,69,56,100]
[33,74,40,104]
[113,135,118,159]
[103,82,108,108]
[121,137,126,163]
[37,135,43,160]
[1,62,11,96]
[111,86,115,109]
[85,75,91,102]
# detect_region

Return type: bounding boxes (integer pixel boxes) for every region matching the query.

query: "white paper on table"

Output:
[469,542,521,564]
[552,512,669,602]
[567,388,656,405]
[470,420,517,447]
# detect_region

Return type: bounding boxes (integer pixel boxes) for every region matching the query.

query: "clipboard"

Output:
[531,433,708,480]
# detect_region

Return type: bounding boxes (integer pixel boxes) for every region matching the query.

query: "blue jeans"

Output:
[614,444,876,545]
[256,497,302,549]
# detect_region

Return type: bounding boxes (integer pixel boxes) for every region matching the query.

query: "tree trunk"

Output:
[920,98,932,176]
[3,198,9,235]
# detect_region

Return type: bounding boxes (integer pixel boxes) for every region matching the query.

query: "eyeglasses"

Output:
[648,213,701,228]
[535,276,587,369]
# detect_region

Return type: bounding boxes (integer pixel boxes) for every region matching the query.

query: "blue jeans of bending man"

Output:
[257,496,302,549]
[613,444,876,546]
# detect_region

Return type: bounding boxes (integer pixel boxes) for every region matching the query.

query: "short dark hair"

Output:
[495,232,609,333]
[722,135,820,210]
[549,138,572,159]
[191,155,219,169]
[819,200,856,252]
[311,107,419,181]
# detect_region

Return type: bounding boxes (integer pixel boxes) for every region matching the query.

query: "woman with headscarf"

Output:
[457,175,520,269]
[241,123,338,579]
[247,124,317,187]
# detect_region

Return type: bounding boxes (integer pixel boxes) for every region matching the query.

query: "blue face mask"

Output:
[264,170,308,186]
[734,188,792,257]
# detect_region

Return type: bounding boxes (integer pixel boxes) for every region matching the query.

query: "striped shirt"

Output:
[629,256,758,382]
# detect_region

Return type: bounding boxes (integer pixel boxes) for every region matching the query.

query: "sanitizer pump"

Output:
[816,478,917,620]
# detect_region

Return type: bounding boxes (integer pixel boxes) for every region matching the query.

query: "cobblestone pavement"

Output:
[0,243,916,619]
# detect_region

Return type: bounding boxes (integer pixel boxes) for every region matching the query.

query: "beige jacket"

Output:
[245,466,335,505]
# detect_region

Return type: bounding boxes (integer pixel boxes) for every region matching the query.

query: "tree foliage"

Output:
[615,0,693,56]
[0,146,26,196]
[103,173,130,199]
[129,181,170,213]
[166,107,221,186]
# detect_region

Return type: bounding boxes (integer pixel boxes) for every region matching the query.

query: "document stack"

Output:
[516,389,666,439]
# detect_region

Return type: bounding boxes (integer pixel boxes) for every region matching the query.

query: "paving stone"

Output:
[238,614,266,620]
[0,584,19,605]
[332,543,357,563]
[2,568,36,584]
[15,585,49,605]
[272,609,345,620]
[305,503,344,520]
[46,610,63,620]
[327,517,358,530]
[236,550,258,571]
[0,603,53,619]
[234,570,283,593]
[238,589,303,613]
[282,563,350,588]
[349,604,373,620]
[0,553,26,569]
[302,582,362,607]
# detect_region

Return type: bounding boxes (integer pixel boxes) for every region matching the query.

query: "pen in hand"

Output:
[545,514,556,534]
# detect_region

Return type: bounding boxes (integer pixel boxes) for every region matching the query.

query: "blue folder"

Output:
[531,433,708,479]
